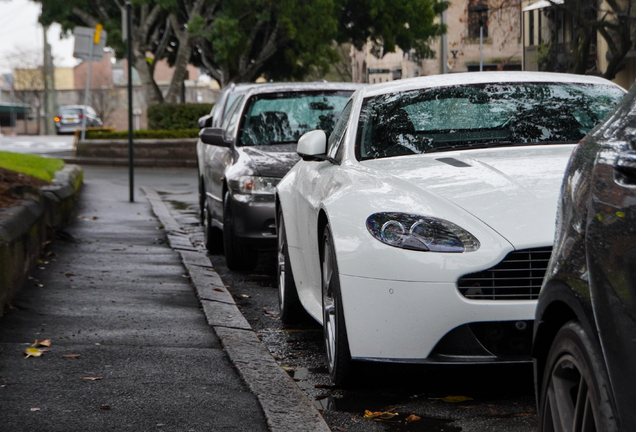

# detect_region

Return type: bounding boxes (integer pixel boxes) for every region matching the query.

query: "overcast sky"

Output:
[0,0,78,75]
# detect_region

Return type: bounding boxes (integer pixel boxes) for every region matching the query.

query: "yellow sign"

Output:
[94,24,103,44]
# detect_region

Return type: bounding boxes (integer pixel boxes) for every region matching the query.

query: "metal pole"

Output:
[127,1,134,202]
[479,25,484,71]
[80,43,94,142]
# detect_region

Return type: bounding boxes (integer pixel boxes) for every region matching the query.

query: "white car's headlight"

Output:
[366,213,480,253]
[238,176,280,194]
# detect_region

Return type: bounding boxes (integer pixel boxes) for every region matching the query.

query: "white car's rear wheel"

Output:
[321,224,352,386]
[277,210,308,324]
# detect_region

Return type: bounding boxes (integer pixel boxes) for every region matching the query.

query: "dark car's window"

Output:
[238,91,352,146]
[60,108,82,116]
[355,82,625,161]
[327,100,353,159]
[222,95,245,141]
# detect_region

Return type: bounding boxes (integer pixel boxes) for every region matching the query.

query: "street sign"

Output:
[73,26,107,61]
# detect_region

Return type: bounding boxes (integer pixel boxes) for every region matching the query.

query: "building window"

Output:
[468,0,488,39]
[529,10,534,46]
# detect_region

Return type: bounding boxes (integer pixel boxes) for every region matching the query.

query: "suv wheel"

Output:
[539,321,618,432]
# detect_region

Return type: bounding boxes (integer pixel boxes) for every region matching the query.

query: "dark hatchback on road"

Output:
[55,105,102,134]
[197,82,362,270]
[533,83,636,431]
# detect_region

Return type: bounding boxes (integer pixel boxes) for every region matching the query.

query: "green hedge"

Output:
[147,103,213,130]
[85,129,199,139]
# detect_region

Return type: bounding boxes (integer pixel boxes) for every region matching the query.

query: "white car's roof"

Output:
[357,71,623,98]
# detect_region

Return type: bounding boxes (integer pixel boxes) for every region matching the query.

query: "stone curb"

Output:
[142,186,331,432]
[0,164,83,316]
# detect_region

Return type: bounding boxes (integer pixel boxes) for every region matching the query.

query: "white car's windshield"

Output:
[238,91,352,146]
[356,82,625,160]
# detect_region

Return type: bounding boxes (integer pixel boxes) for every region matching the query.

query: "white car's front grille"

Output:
[457,247,552,300]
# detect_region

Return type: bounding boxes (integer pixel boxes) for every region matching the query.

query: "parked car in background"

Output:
[276,72,626,385]
[54,105,102,135]
[198,82,363,270]
[533,83,635,432]
[197,83,259,221]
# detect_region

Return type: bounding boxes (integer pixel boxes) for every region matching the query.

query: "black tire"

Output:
[321,224,352,386]
[198,177,206,222]
[539,321,618,432]
[223,192,257,271]
[203,200,223,254]
[277,210,310,324]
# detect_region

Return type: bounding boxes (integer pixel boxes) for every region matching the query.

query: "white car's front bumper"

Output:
[339,274,537,362]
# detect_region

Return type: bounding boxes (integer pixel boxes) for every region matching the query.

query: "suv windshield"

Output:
[356,82,625,160]
[239,91,352,146]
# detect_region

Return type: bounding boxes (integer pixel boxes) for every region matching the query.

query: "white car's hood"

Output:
[363,144,575,248]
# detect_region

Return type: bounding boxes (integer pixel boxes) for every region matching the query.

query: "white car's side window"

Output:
[327,100,353,160]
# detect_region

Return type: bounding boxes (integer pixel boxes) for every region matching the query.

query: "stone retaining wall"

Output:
[75,138,197,167]
[0,165,83,316]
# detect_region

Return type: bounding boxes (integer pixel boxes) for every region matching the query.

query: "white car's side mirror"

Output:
[297,130,327,158]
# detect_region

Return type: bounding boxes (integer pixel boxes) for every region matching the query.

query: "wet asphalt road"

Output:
[154,168,540,432]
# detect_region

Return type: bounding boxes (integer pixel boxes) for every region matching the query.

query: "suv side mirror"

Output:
[198,114,213,129]
[297,130,327,159]
[200,127,229,147]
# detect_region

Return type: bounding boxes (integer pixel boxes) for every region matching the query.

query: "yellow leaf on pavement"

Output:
[24,348,42,358]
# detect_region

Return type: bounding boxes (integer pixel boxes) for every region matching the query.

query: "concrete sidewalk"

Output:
[0,169,268,431]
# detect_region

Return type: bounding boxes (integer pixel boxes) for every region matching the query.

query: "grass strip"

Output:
[0,151,65,182]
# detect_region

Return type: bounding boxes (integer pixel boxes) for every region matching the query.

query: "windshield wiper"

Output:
[425,141,513,153]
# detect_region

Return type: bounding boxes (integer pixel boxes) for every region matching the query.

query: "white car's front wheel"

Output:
[321,224,352,386]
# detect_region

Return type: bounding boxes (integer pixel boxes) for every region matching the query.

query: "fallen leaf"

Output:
[1,378,7,387]
[32,339,51,347]
[24,348,42,358]
[213,288,224,292]
[434,395,474,403]
[81,377,103,380]
[240,294,251,298]
[99,405,110,410]
[62,354,81,359]
[364,410,399,420]
[30,408,40,411]
[406,414,421,423]
[64,273,75,277]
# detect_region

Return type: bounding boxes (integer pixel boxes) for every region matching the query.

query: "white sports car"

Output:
[275,72,626,384]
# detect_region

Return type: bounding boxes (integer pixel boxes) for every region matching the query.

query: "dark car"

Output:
[54,105,102,135]
[197,82,362,270]
[533,83,636,431]
[197,83,260,221]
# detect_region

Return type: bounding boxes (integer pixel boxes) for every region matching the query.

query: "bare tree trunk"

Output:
[133,55,164,105]
[164,14,194,103]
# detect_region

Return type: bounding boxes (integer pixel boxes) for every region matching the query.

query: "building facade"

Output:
[352,1,523,83]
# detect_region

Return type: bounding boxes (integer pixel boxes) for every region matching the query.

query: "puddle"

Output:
[167,200,191,211]
[287,367,461,432]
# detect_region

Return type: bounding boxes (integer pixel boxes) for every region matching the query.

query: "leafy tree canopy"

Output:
[35,0,448,103]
